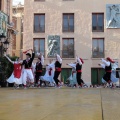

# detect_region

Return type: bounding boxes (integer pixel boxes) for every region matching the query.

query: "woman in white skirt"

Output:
[67,63,78,87]
[4,55,23,88]
[40,60,55,86]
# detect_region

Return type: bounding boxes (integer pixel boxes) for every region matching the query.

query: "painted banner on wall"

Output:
[0,11,8,37]
[106,4,120,28]
[47,35,60,57]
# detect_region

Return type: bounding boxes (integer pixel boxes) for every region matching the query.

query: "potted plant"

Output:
[0,56,17,87]
[0,58,7,87]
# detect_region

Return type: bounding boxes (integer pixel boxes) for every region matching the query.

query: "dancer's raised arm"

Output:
[98,63,105,69]
[37,52,44,65]
[56,54,62,64]
[4,55,14,64]
[76,57,82,65]
[67,63,76,68]
[31,49,35,62]
[41,54,44,65]
[48,61,55,68]
[101,58,110,66]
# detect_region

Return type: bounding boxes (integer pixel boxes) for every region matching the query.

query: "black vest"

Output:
[76,63,82,71]
[105,63,112,72]
[22,59,33,69]
[36,62,42,71]
[22,53,35,69]
[55,61,62,68]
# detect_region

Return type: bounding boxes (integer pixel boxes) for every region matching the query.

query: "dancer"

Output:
[67,63,78,87]
[4,55,23,88]
[22,49,35,89]
[25,63,35,88]
[98,57,115,88]
[101,60,119,87]
[53,54,62,87]
[76,56,87,88]
[111,61,119,84]
[35,53,44,87]
[40,60,55,86]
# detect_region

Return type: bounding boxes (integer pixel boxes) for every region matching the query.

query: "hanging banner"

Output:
[0,11,8,37]
[106,4,120,28]
[47,35,60,57]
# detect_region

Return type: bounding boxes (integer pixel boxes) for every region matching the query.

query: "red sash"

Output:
[55,68,61,72]
[106,70,111,73]
[77,70,82,73]
[36,70,42,72]
[13,63,22,78]
[49,68,52,76]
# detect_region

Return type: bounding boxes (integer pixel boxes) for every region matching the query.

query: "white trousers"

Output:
[22,69,34,85]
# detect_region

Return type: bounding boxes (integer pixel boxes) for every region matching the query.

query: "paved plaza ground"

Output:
[0,87,120,120]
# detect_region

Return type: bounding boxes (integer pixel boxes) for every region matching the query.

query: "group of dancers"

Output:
[5,49,119,89]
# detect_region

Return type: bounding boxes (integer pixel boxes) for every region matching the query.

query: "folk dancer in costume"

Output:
[25,63,36,87]
[98,57,115,88]
[100,60,119,87]
[53,54,62,88]
[40,60,55,86]
[22,49,35,89]
[32,62,36,78]
[4,55,23,89]
[35,53,44,87]
[76,56,87,88]
[67,63,78,87]
[110,61,119,84]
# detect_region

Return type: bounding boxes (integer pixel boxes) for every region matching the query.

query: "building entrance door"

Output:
[61,68,71,83]
[91,68,105,85]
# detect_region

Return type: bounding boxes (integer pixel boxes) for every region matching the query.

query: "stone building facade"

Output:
[12,3,24,57]
[24,0,120,85]
[0,0,15,56]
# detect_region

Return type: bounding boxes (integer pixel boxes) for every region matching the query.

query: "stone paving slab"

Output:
[101,89,120,120]
[0,88,119,120]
